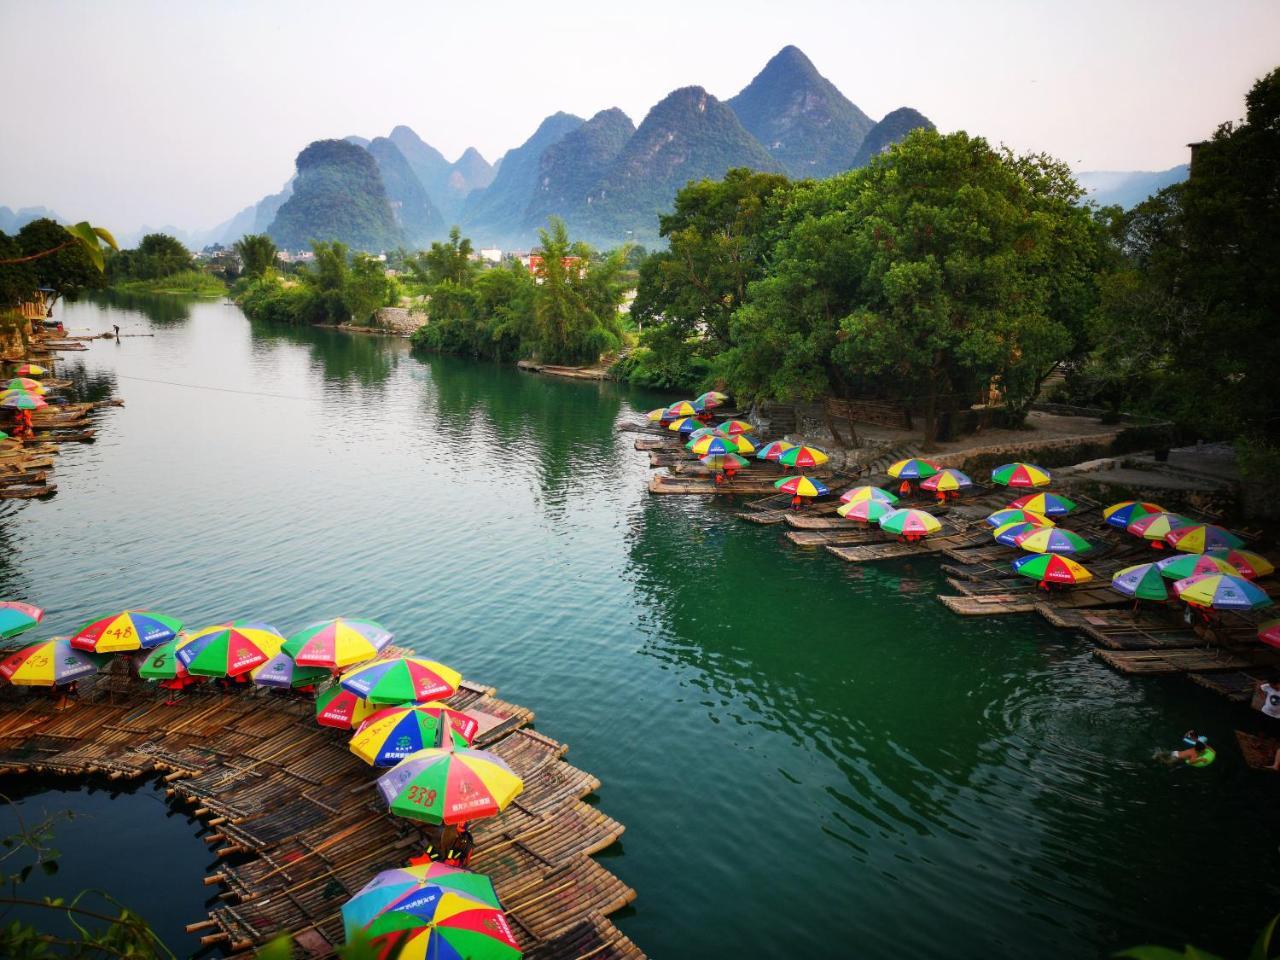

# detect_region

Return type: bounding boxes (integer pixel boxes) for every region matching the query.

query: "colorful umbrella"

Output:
[69,610,183,653]
[13,364,46,377]
[341,657,461,704]
[990,462,1051,488]
[136,638,189,681]
[283,617,393,669]
[664,401,698,418]
[362,900,521,960]
[694,391,728,410]
[316,685,382,729]
[668,416,704,435]
[840,485,898,505]
[1259,619,1280,649]
[178,620,284,677]
[1164,524,1245,553]
[1015,526,1092,555]
[1204,548,1274,580]
[773,475,829,498]
[879,508,942,537]
[920,468,972,493]
[5,379,47,395]
[1111,563,1169,601]
[777,446,829,469]
[728,435,756,455]
[341,863,502,940]
[0,601,43,640]
[1012,554,1093,585]
[688,426,730,441]
[1009,492,1076,517]
[1173,574,1272,611]
[1102,500,1166,530]
[251,651,330,689]
[714,419,753,436]
[837,499,895,523]
[1155,553,1241,581]
[755,440,795,461]
[686,434,737,457]
[887,459,940,480]
[985,508,1052,529]
[0,638,105,686]
[644,407,668,423]
[350,703,480,766]
[993,521,1046,547]
[377,748,523,825]
[699,452,750,471]
[1127,512,1194,542]
[0,391,46,410]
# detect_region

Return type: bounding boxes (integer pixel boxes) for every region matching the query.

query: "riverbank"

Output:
[111,270,226,297]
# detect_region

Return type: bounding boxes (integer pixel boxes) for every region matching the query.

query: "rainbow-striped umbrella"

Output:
[178,620,284,677]
[0,638,106,686]
[644,408,668,423]
[665,401,698,418]
[251,651,329,689]
[755,440,795,461]
[774,475,829,498]
[920,468,972,493]
[687,434,737,457]
[0,391,46,410]
[879,508,942,537]
[283,617,393,669]
[350,703,480,766]
[1111,563,1169,601]
[1127,512,1194,542]
[694,391,729,410]
[986,508,1052,529]
[1173,574,1272,611]
[1164,524,1244,553]
[699,452,750,471]
[991,462,1051,488]
[1204,548,1274,580]
[729,435,756,455]
[778,445,829,468]
[837,499,895,523]
[136,638,189,681]
[1010,492,1076,517]
[839,485,898,505]
[668,416,704,435]
[1155,553,1240,581]
[377,748,523,825]
[69,610,183,653]
[363,899,522,960]
[341,657,461,704]
[13,364,46,377]
[315,685,382,729]
[1259,619,1280,649]
[1015,526,1092,555]
[0,601,43,640]
[993,521,1046,547]
[1103,500,1166,530]
[714,419,753,436]
[6,379,47,395]
[887,459,939,480]
[1013,554,1093,585]
[341,862,502,940]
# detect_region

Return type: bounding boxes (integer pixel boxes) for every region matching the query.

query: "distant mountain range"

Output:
[1074,165,1189,209]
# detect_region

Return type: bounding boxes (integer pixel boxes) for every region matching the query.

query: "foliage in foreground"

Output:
[0,218,113,305]
[1117,913,1278,960]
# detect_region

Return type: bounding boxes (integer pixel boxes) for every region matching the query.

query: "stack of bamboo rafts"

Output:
[0,649,645,960]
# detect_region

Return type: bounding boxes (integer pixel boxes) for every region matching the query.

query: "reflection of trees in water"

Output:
[0,513,26,602]
[52,359,117,403]
[84,290,198,325]
[248,322,400,390]
[422,354,623,498]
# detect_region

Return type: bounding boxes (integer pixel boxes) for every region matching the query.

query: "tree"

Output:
[233,233,278,279]
[16,218,106,297]
[0,220,117,273]
[0,232,37,307]
[529,218,625,365]
[345,254,394,322]
[409,227,476,288]
[106,233,193,281]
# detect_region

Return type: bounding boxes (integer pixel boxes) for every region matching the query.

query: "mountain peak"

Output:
[727,45,874,178]
[851,107,936,167]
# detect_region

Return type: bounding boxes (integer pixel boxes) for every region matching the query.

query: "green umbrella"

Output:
[1111,563,1169,601]
[136,639,187,681]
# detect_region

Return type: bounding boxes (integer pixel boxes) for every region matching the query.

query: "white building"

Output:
[478,247,502,264]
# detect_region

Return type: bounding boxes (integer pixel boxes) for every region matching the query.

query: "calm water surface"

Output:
[0,293,1276,958]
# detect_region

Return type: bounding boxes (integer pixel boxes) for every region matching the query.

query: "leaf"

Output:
[91,226,118,251]
[1248,913,1279,960]
[39,859,57,876]
[18,864,31,882]
[1115,949,1194,960]
[256,934,294,960]
[63,222,104,272]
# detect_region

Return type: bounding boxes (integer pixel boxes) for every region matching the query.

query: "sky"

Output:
[3,0,1278,236]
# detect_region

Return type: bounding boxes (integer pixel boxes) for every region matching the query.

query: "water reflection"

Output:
[82,289,203,325]
[249,321,402,389]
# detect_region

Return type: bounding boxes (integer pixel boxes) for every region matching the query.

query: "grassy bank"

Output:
[112,270,227,297]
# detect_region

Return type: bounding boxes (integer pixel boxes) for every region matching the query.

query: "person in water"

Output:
[1171,731,1215,767]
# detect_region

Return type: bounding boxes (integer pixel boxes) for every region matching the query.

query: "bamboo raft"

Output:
[1235,730,1280,770]
[650,473,813,495]
[0,653,644,959]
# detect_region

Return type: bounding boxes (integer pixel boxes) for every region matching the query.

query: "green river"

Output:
[0,293,1276,957]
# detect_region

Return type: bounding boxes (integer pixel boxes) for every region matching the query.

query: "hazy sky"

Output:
[3,0,1278,234]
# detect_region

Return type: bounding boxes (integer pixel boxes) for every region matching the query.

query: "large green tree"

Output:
[107,232,193,281]
[409,226,476,288]
[234,233,278,279]
[529,219,625,366]
[17,218,106,296]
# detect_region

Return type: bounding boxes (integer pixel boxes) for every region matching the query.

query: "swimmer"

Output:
[1169,730,1215,767]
